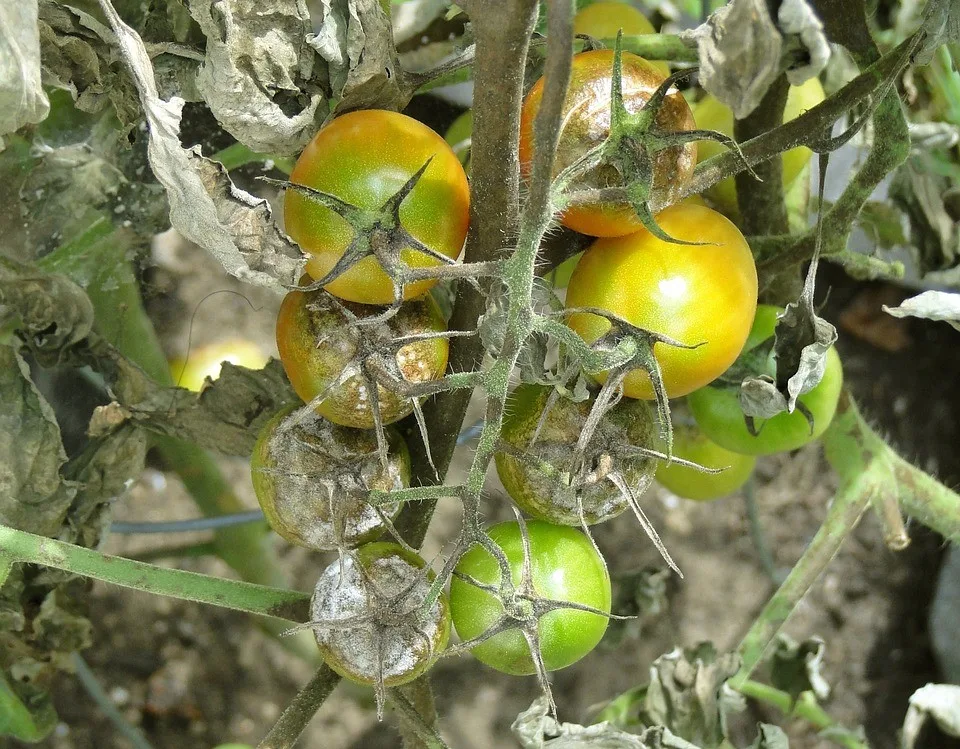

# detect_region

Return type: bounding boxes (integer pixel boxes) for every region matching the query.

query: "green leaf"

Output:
[0,669,56,742]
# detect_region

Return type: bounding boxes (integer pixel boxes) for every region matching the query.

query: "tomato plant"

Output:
[449,520,611,675]
[519,49,696,237]
[692,78,826,215]
[655,423,756,501]
[251,407,407,550]
[311,542,451,687]
[169,339,269,392]
[565,202,758,399]
[687,305,844,455]
[495,383,656,524]
[284,110,470,304]
[275,285,449,428]
[572,2,670,77]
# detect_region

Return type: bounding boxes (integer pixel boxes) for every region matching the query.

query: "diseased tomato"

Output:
[285,110,470,304]
[565,203,758,399]
[572,2,670,77]
[495,383,656,525]
[687,305,844,455]
[449,520,611,675]
[692,78,826,215]
[276,285,448,428]
[311,542,450,686]
[170,339,269,392]
[654,423,756,501]
[251,406,407,550]
[519,50,697,237]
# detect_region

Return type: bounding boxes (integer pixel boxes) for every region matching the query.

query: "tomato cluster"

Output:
[244,0,845,701]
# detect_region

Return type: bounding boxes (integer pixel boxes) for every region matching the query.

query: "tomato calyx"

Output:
[445,513,622,716]
[552,36,754,242]
[263,164,491,316]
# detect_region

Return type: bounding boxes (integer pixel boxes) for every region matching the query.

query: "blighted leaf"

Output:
[740,252,837,420]
[120,359,299,455]
[770,635,830,703]
[603,567,670,649]
[0,669,56,742]
[777,0,829,86]
[0,346,77,537]
[190,0,326,155]
[641,644,743,746]
[889,157,959,277]
[0,0,50,149]
[686,0,782,119]
[856,202,908,251]
[902,684,960,749]
[883,290,960,332]
[95,0,305,292]
[309,0,406,113]
[512,696,705,749]
[747,724,789,749]
[37,2,140,127]
[916,0,960,65]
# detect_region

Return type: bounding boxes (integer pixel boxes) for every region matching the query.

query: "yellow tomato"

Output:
[572,2,670,77]
[170,339,269,392]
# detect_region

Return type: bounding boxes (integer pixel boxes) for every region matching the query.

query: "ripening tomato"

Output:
[285,110,470,305]
[449,520,611,675]
[572,2,670,77]
[565,203,758,399]
[520,50,697,237]
[687,305,844,455]
[170,339,269,392]
[276,286,448,428]
[692,77,826,215]
[311,542,450,686]
[654,423,756,500]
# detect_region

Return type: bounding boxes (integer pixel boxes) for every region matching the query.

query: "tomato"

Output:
[276,286,449,428]
[519,50,696,237]
[687,305,844,455]
[170,339,269,392]
[495,384,655,525]
[251,407,407,550]
[654,423,756,500]
[565,203,758,399]
[284,110,470,305]
[692,77,825,215]
[444,109,472,171]
[311,542,450,686]
[449,520,611,675]
[572,2,670,77]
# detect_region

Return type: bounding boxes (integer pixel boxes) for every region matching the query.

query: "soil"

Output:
[14,200,960,748]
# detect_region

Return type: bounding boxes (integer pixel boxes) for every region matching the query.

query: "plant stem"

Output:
[0,525,310,623]
[394,0,541,547]
[257,666,341,749]
[737,680,867,749]
[397,679,441,749]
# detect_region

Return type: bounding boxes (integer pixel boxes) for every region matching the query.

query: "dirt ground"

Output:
[16,181,960,748]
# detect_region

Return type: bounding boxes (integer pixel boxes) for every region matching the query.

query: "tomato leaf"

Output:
[746,724,789,749]
[901,684,960,748]
[769,634,831,704]
[0,670,57,742]
[0,0,49,148]
[883,290,960,332]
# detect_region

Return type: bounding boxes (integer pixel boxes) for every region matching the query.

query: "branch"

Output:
[257,666,341,749]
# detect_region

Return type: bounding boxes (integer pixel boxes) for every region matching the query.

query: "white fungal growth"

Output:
[310,552,443,683]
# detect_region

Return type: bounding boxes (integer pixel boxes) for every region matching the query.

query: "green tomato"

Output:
[692,77,826,215]
[687,305,844,456]
[449,520,611,675]
[655,424,756,501]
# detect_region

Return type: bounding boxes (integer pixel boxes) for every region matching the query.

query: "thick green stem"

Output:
[733,392,960,687]
[0,525,310,623]
[257,666,341,749]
